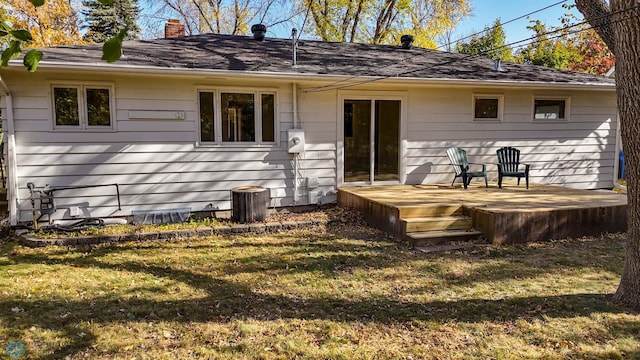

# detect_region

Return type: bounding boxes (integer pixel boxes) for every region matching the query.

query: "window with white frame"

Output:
[52,84,114,129]
[533,97,569,120]
[198,89,276,144]
[473,94,503,121]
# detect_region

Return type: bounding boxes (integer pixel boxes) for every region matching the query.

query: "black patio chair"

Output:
[446,146,488,189]
[496,146,530,189]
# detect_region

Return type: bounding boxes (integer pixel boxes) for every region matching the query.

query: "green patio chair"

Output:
[446,147,488,189]
[497,146,530,189]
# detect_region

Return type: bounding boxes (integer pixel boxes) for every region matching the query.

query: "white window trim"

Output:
[196,87,279,147]
[532,96,571,122]
[50,82,116,131]
[472,94,504,122]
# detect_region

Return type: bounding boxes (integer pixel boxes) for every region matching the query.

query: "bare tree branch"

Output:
[190,0,215,33]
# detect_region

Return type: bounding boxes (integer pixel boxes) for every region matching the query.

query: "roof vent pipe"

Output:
[292,28,298,67]
[400,34,414,49]
[251,24,267,41]
[494,59,508,72]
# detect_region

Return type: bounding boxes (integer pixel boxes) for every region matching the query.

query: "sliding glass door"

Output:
[344,99,400,183]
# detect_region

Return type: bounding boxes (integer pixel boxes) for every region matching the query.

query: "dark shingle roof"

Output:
[26,33,614,86]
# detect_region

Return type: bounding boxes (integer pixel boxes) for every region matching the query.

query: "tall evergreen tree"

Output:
[82,0,140,43]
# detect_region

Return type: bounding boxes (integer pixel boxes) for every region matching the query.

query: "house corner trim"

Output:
[0,75,19,225]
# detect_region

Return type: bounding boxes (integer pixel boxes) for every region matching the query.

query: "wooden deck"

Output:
[338,182,627,245]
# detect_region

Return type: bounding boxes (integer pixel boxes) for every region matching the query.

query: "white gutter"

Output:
[0,75,19,225]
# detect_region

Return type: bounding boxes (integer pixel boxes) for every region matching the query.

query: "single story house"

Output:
[0,23,618,225]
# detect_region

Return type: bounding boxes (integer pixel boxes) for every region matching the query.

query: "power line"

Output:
[304,3,634,93]
[266,9,306,30]
[438,0,568,50]
[304,0,575,93]
[267,1,312,39]
[297,1,313,39]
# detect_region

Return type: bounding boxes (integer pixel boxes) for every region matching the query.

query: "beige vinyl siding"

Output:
[404,88,617,188]
[295,89,338,203]
[6,72,299,221]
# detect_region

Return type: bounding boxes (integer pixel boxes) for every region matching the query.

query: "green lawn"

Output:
[1,222,638,359]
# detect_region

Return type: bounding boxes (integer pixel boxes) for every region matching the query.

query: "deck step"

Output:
[402,216,473,233]
[398,204,464,218]
[407,229,483,247]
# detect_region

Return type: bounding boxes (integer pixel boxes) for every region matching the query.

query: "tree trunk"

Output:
[231,186,270,223]
[575,0,616,53]
[610,0,640,309]
[577,0,640,310]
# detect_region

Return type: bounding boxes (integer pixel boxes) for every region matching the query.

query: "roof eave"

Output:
[384,76,616,90]
[5,60,616,91]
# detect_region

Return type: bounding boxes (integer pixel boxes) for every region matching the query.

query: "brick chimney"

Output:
[165,19,185,38]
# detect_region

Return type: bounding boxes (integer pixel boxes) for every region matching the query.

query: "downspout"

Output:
[292,27,301,205]
[0,75,19,225]
[292,80,300,204]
